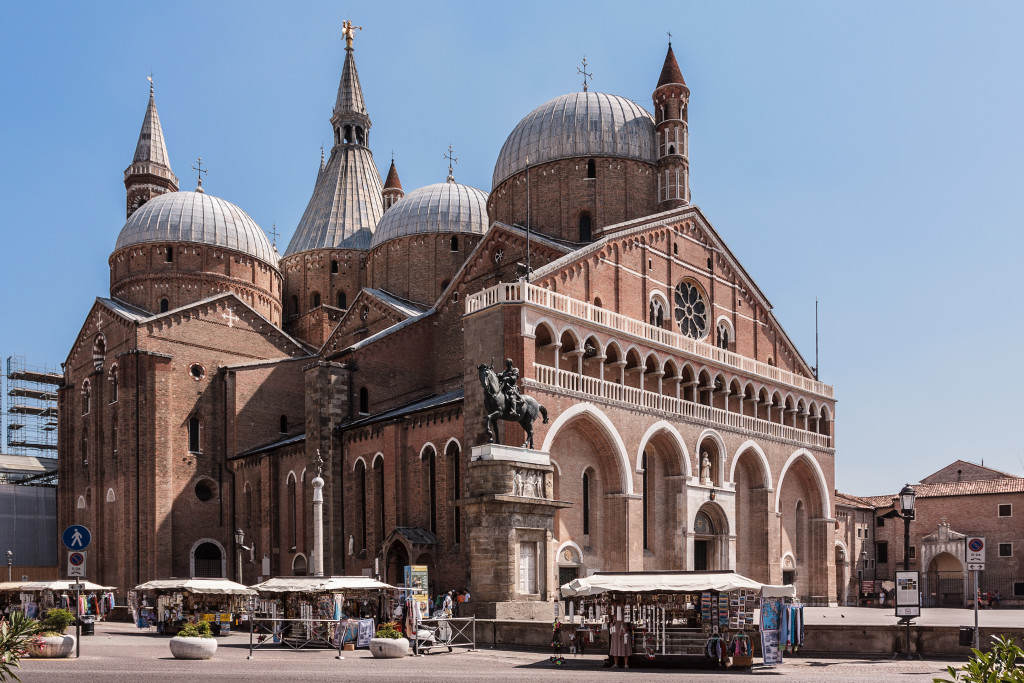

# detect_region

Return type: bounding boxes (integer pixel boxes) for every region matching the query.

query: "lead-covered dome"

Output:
[115,191,278,267]
[492,92,657,189]
[370,182,489,249]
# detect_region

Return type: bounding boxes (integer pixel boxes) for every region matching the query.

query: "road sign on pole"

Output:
[965,536,985,571]
[62,525,92,551]
[67,551,86,577]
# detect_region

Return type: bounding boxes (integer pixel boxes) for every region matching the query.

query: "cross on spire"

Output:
[269,223,279,248]
[444,145,458,182]
[578,56,593,92]
[342,19,362,50]
[191,156,207,193]
[667,31,672,46]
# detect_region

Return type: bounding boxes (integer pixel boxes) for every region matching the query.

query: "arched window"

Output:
[374,458,385,542]
[668,144,676,155]
[292,554,307,576]
[312,292,321,308]
[287,473,297,549]
[160,298,169,313]
[447,441,461,545]
[423,446,437,533]
[450,235,459,252]
[337,291,347,309]
[649,299,665,328]
[355,460,367,550]
[642,451,650,550]
[716,321,730,350]
[578,212,592,243]
[586,159,596,179]
[359,387,369,414]
[291,295,299,315]
[108,365,118,403]
[331,260,339,274]
[279,415,288,433]
[343,125,352,144]
[165,246,174,263]
[582,471,591,536]
[81,382,91,415]
[188,416,201,453]
[111,416,118,455]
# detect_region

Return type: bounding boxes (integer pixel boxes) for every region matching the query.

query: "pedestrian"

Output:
[443,591,454,618]
[993,591,1001,608]
[456,590,465,616]
[608,608,630,669]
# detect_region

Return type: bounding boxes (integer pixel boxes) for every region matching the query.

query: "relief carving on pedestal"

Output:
[512,468,545,498]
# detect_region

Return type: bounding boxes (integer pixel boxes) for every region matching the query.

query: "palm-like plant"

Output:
[0,611,41,682]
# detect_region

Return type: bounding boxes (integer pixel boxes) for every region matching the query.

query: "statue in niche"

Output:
[701,451,712,483]
[348,534,354,556]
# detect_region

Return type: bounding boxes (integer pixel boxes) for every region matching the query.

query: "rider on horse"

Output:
[496,358,524,417]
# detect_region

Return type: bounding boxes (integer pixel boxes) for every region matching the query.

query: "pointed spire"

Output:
[132,78,173,169]
[657,43,686,88]
[124,77,178,218]
[334,39,367,119]
[383,158,403,191]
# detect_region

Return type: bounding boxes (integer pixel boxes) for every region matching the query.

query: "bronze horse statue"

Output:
[477,363,548,449]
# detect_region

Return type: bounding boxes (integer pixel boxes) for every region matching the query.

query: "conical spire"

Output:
[334,44,367,119]
[124,79,178,218]
[657,44,686,88]
[383,159,403,192]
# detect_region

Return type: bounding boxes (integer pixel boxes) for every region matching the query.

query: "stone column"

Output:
[311,471,324,577]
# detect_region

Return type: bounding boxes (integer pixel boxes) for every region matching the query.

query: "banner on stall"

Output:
[356,619,375,647]
[761,629,782,665]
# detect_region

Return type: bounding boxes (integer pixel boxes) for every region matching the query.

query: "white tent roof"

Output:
[760,584,797,598]
[561,571,766,597]
[0,581,29,591]
[22,580,116,592]
[134,578,255,595]
[251,576,396,593]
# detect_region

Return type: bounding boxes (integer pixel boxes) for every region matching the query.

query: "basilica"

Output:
[58,26,839,612]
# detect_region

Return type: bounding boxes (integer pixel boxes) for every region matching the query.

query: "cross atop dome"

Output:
[577,56,593,92]
[444,145,458,183]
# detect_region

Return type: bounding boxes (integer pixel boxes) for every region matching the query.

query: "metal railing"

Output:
[465,281,834,399]
[413,617,476,654]
[246,615,347,658]
[527,363,832,450]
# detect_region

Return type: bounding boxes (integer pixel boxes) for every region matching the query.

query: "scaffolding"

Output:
[5,355,61,458]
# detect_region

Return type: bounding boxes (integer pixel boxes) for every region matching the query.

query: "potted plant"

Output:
[169,620,217,660]
[2,611,44,677]
[369,621,409,659]
[27,608,77,659]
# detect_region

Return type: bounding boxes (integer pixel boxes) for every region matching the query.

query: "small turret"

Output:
[124,79,178,218]
[653,43,689,209]
[382,158,404,211]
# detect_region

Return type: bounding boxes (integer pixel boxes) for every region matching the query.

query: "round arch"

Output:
[774,448,832,517]
[636,420,691,477]
[696,428,728,475]
[555,540,584,566]
[541,402,633,495]
[728,440,773,489]
[189,537,227,578]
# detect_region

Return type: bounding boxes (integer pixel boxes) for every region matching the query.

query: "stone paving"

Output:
[17,621,973,682]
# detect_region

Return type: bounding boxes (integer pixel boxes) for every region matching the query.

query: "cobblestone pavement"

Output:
[18,622,968,682]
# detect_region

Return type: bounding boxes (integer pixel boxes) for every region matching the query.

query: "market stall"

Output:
[0,581,29,616]
[131,578,255,636]
[20,580,117,622]
[560,571,766,667]
[249,576,398,650]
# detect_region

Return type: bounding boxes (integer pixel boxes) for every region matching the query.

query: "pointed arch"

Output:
[774,448,831,517]
[636,420,691,477]
[728,440,772,489]
[541,402,633,494]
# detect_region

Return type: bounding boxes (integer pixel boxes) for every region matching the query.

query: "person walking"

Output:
[608,609,630,669]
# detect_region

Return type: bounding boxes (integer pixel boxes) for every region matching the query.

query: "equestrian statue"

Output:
[477,358,549,449]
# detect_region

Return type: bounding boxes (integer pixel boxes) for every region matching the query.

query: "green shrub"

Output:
[177,621,214,639]
[39,609,76,636]
[374,621,402,639]
[934,635,1024,683]
[1,612,42,682]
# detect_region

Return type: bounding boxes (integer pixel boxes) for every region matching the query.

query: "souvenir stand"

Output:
[20,580,117,622]
[560,571,764,668]
[757,583,803,665]
[250,576,396,650]
[0,582,28,616]
[131,578,254,636]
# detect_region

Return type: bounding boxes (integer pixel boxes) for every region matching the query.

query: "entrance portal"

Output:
[694,540,709,571]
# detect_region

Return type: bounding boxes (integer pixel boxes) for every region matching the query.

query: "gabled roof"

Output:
[363,288,426,318]
[337,389,462,431]
[920,459,1017,484]
[233,432,306,459]
[834,491,874,509]
[319,287,428,355]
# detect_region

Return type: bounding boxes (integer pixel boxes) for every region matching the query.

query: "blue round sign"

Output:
[62,525,91,551]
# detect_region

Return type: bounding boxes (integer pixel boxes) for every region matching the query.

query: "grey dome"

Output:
[492,92,656,189]
[370,182,489,249]
[115,191,278,267]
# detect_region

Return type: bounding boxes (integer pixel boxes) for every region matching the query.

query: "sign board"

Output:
[966,536,986,571]
[62,524,92,551]
[67,551,87,577]
[895,570,921,618]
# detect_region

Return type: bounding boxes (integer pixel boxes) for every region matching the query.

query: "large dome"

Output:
[492,92,657,189]
[370,182,489,249]
[115,191,278,266]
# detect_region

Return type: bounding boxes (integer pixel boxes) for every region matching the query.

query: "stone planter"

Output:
[169,636,218,660]
[369,637,409,658]
[27,634,76,658]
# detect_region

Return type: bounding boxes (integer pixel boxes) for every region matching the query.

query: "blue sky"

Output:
[1,2,1022,495]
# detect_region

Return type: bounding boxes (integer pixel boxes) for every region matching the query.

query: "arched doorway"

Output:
[692,503,729,571]
[732,446,770,582]
[191,541,225,578]
[385,542,409,587]
[926,552,965,607]
[776,452,829,603]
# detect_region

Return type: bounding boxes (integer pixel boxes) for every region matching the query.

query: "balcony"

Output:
[466,282,833,399]
[526,364,832,451]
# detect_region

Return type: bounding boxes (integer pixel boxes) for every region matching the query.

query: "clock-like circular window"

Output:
[674,281,708,339]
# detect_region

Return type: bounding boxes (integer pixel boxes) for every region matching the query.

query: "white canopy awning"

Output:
[0,581,29,591]
[760,584,797,598]
[134,578,255,595]
[251,576,396,594]
[560,571,766,597]
[21,580,116,592]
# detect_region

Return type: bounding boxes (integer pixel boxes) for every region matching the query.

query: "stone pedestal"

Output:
[458,444,571,619]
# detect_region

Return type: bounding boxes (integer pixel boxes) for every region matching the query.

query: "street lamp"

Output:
[860,549,869,606]
[6,550,12,583]
[898,484,916,658]
[234,529,252,584]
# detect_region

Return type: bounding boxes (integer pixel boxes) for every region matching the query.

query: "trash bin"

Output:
[958,626,974,647]
[79,614,96,636]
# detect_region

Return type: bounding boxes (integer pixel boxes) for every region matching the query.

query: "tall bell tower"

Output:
[124,80,178,218]
[653,42,689,209]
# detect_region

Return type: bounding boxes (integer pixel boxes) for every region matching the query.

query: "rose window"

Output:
[674,281,708,339]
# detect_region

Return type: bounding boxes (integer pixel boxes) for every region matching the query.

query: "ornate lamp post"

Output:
[860,549,869,606]
[898,484,916,657]
[234,529,251,584]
